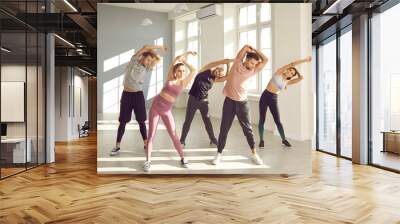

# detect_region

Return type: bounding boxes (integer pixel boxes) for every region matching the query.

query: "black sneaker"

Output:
[282,140,292,147]
[259,141,264,148]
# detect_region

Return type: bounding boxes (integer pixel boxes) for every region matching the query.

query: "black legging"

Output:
[258,89,286,142]
[116,122,147,143]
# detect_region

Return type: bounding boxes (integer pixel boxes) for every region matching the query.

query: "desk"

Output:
[382,131,400,155]
[1,138,31,163]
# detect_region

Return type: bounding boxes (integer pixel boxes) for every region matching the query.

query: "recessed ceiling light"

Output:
[1,47,11,53]
[54,34,75,48]
[63,0,78,12]
[78,67,93,76]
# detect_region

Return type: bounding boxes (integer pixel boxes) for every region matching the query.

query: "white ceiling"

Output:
[103,3,179,13]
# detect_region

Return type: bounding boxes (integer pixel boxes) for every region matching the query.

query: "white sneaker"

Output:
[181,158,189,168]
[212,153,222,165]
[251,153,263,165]
[110,147,120,156]
[143,161,151,172]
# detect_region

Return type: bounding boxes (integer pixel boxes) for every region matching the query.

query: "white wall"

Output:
[271,4,313,141]
[1,65,43,135]
[55,67,89,141]
[1,64,47,163]
[97,4,172,120]
[172,3,313,141]
[203,13,226,119]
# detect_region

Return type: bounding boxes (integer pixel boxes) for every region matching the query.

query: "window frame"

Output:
[185,19,201,90]
[315,25,353,161]
[236,3,272,94]
[147,37,164,99]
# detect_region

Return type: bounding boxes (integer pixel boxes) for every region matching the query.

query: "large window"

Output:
[370,3,400,171]
[186,20,199,89]
[148,37,164,99]
[340,28,352,158]
[237,3,272,94]
[316,26,353,159]
[317,36,337,155]
[102,48,135,113]
[103,75,124,113]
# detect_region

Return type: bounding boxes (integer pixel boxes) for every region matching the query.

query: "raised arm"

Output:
[200,58,232,73]
[235,45,252,62]
[167,55,181,81]
[181,52,197,87]
[276,56,312,75]
[167,52,197,82]
[133,45,167,60]
[147,49,162,69]
[215,59,234,83]
[248,46,268,72]
[287,73,304,85]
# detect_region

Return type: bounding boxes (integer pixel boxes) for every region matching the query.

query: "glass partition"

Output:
[317,36,337,155]
[0,2,46,179]
[339,27,352,158]
[1,30,28,178]
[370,3,400,171]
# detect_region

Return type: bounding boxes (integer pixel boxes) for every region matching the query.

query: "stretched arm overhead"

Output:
[199,59,232,73]
[167,51,197,82]
[181,52,197,87]
[235,45,253,62]
[167,55,181,81]
[133,45,167,60]
[287,73,304,85]
[276,56,312,75]
[148,50,161,69]
[215,59,234,83]
[248,46,268,72]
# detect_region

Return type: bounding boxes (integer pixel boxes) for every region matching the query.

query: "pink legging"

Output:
[146,96,184,162]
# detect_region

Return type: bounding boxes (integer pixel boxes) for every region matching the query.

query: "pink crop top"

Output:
[162,81,183,99]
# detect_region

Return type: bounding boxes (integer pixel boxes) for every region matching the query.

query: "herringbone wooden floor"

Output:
[1,135,400,224]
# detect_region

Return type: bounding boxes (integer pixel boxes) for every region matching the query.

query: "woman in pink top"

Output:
[144,51,197,172]
[212,45,268,166]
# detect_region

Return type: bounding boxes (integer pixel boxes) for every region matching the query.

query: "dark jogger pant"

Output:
[217,97,255,153]
[258,89,286,142]
[116,91,147,143]
[180,95,218,145]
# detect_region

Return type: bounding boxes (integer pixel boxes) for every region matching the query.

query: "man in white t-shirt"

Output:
[110,45,166,156]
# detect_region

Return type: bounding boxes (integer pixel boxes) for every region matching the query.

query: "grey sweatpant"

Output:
[180,95,218,145]
[217,97,255,153]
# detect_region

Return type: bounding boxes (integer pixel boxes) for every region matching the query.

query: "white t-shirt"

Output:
[123,57,152,91]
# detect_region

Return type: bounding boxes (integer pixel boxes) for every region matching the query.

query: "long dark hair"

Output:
[287,67,300,80]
